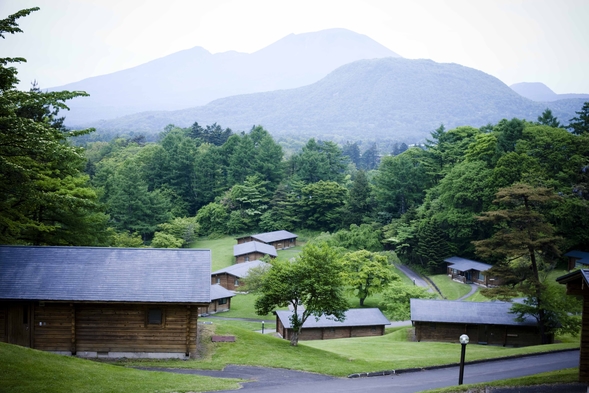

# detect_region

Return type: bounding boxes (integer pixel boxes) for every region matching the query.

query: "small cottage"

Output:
[557,269,589,382]
[233,241,277,263]
[199,284,235,316]
[411,299,548,346]
[211,260,270,290]
[0,246,211,359]
[445,256,497,287]
[565,250,589,271]
[236,230,298,250]
[274,308,390,341]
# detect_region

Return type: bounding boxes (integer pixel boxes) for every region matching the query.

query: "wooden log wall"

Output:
[0,306,5,342]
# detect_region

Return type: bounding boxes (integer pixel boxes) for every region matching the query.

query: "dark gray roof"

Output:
[275,308,390,329]
[557,269,589,285]
[211,260,270,278]
[233,241,277,257]
[210,284,235,301]
[0,246,211,303]
[410,299,537,326]
[565,250,589,265]
[445,256,492,272]
[246,230,298,244]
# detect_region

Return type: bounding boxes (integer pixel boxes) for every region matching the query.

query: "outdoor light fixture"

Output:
[458,334,469,385]
[262,321,265,334]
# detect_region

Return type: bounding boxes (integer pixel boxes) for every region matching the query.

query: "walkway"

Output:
[457,283,478,300]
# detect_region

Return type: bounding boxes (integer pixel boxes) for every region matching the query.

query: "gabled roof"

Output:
[233,241,277,257]
[0,246,211,304]
[410,299,537,326]
[211,260,270,278]
[275,308,390,329]
[565,250,589,265]
[556,269,589,285]
[210,284,235,301]
[240,230,298,244]
[445,256,492,272]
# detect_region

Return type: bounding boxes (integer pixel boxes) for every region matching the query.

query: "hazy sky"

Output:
[2,0,588,94]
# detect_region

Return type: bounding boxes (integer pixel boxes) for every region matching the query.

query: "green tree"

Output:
[330,224,383,252]
[342,250,399,306]
[195,202,228,235]
[344,170,374,225]
[567,102,589,135]
[153,216,199,247]
[255,242,349,346]
[379,281,437,321]
[151,232,184,248]
[290,138,347,183]
[473,183,562,343]
[298,180,347,231]
[0,7,109,245]
[536,108,561,128]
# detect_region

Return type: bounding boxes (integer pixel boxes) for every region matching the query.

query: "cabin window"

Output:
[216,277,221,284]
[478,272,485,281]
[148,309,163,325]
[218,298,227,305]
[234,279,239,286]
[245,256,250,262]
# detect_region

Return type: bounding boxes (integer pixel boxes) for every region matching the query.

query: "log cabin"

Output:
[445,256,498,287]
[274,308,390,341]
[211,260,270,290]
[411,299,549,347]
[0,246,211,359]
[565,250,589,271]
[199,284,234,316]
[233,241,277,263]
[236,230,298,250]
[557,269,589,382]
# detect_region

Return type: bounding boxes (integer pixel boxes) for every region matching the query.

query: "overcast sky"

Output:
[2,0,588,94]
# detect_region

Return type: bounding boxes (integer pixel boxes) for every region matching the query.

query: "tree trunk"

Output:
[290,329,300,346]
[359,297,365,307]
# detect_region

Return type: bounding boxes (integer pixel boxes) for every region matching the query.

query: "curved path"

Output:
[395,265,431,291]
[142,350,581,393]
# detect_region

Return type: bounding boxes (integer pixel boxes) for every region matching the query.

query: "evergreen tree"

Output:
[567,102,589,135]
[536,108,561,128]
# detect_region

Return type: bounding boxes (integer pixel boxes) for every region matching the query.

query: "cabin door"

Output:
[477,324,488,345]
[7,304,31,347]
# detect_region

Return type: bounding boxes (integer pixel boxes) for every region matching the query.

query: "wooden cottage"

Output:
[0,246,211,359]
[233,241,277,263]
[445,256,497,287]
[236,230,297,250]
[411,299,549,346]
[565,250,589,271]
[557,269,589,382]
[199,284,234,316]
[211,260,270,290]
[274,308,390,341]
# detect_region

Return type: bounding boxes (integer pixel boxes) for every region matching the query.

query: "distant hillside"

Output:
[56,28,399,124]
[86,58,587,143]
[510,82,589,102]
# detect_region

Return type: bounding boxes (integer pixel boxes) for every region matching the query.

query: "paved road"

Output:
[396,265,431,291]
[143,350,580,393]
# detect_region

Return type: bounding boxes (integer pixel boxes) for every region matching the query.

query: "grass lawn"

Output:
[462,288,490,302]
[0,342,242,393]
[421,368,579,393]
[120,321,579,377]
[429,274,472,300]
[211,292,276,320]
[191,236,236,271]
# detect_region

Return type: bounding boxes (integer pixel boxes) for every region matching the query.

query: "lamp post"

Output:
[262,321,265,334]
[458,334,469,385]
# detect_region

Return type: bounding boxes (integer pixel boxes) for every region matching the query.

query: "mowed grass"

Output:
[191,236,236,271]
[122,322,579,377]
[429,274,472,300]
[0,342,241,393]
[210,292,276,320]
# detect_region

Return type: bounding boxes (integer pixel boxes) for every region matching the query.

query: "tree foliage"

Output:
[379,281,436,321]
[254,243,349,346]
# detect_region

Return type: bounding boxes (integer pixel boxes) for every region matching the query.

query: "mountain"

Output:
[510,82,589,102]
[86,57,587,143]
[55,28,399,124]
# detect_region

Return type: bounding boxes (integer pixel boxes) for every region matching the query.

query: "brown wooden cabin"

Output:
[0,246,211,359]
[445,256,498,287]
[557,269,589,382]
[236,230,298,250]
[199,284,234,316]
[211,260,270,291]
[233,241,277,263]
[565,250,589,271]
[410,299,549,347]
[274,308,390,341]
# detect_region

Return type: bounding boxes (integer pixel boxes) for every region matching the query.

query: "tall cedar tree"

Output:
[473,183,561,343]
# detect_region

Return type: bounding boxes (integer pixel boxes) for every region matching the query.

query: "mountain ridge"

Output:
[510,82,589,102]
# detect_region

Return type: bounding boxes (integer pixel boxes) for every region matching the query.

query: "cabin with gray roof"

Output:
[0,246,211,359]
[557,269,589,382]
[236,230,297,250]
[199,284,235,315]
[274,308,390,341]
[211,260,270,290]
[445,256,498,287]
[565,250,589,271]
[410,299,549,346]
[233,241,277,263]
